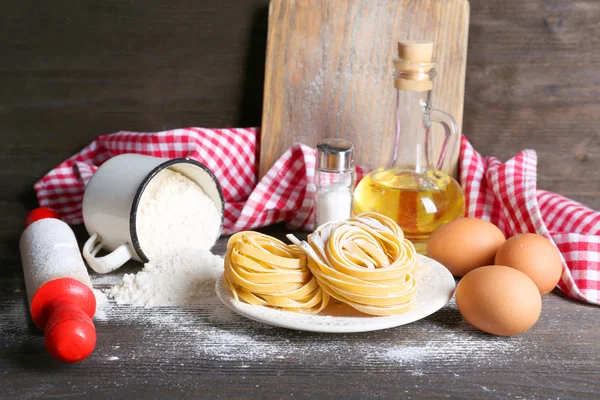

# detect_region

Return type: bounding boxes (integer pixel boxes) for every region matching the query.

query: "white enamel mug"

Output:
[81,154,224,274]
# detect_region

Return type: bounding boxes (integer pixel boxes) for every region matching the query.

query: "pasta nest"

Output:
[289,212,417,316]
[224,231,329,314]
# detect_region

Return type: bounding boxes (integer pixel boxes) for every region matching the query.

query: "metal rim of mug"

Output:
[128,158,225,263]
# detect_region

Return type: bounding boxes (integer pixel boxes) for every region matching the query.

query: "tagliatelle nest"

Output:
[224,213,417,317]
[223,231,329,314]
[288,212,417,316]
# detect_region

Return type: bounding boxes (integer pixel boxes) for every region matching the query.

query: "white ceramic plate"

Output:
[215,254,455,333]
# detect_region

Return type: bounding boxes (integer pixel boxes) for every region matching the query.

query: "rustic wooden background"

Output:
[1,0,599,399]
[1,0,598,231]
[260,0,469,177]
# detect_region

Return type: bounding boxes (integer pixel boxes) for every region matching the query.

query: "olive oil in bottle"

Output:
[353,40,465,253]
[353,168,464,254]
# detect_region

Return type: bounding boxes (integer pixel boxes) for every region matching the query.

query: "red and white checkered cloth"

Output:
[34,128,368,234]
[34,128,600,304]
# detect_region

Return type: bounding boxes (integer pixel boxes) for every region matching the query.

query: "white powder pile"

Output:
[104,248,223,307]
[136,168,221,260]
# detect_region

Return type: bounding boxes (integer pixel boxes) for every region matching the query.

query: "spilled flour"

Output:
[1,246,527,370]
[103,249,223,307]
[0,246,528,371]
[90,270,528,370]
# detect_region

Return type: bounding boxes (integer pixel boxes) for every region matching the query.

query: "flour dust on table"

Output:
[91,282,526,371]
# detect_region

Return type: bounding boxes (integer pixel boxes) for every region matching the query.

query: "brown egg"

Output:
[495,233,563,295]
[456,265,542,336]
[427,218,506,277]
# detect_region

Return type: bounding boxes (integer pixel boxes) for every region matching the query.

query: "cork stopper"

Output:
[397,40,434,63]
[394,40,435,92]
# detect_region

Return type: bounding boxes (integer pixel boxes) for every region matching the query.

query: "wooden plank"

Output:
[0,0,270,221]
[464,106,600,210]
[1,224,600,399]
[1,0,600,394]
[467,0,600,64]
[260,0,470,176]
[464,0,600,211]
[0,0,600,400]
[1,0,597,213]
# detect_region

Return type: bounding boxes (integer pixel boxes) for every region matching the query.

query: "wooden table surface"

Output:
[2,0,600,399]
[1,225,599,400]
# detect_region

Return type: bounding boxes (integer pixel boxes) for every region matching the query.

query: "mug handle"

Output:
[82,233,136,274]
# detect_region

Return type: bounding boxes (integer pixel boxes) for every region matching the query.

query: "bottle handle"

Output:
[82,233,135,274]
[427,108,460,174]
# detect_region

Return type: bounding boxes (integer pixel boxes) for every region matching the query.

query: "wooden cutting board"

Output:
[260,0,470,177]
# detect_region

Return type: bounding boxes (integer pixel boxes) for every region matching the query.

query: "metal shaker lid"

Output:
[316,139,354,172]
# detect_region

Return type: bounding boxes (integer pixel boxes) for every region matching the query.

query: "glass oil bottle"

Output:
[353,41,465,254]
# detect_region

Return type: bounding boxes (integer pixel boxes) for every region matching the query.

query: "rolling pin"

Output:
[20,208,97,363]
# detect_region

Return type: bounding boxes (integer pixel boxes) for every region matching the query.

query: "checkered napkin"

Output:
[34,127,368,235]
[460,136,600,305]
[34,128,599,304]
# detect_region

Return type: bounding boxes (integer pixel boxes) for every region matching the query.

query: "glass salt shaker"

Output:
[314,139,356,229]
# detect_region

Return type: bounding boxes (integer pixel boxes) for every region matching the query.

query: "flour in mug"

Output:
[135,168,221,260]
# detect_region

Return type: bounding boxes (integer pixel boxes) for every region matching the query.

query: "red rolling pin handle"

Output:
[24,207,59,228]
[30,278,96,363]
[22,208,97,363]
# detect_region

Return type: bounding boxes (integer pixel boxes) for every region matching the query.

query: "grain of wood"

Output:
[1,0,600,397]
[464,0,600,210]
[1,0,597,214]
[260,0,469,176]
[2,226,600,399]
